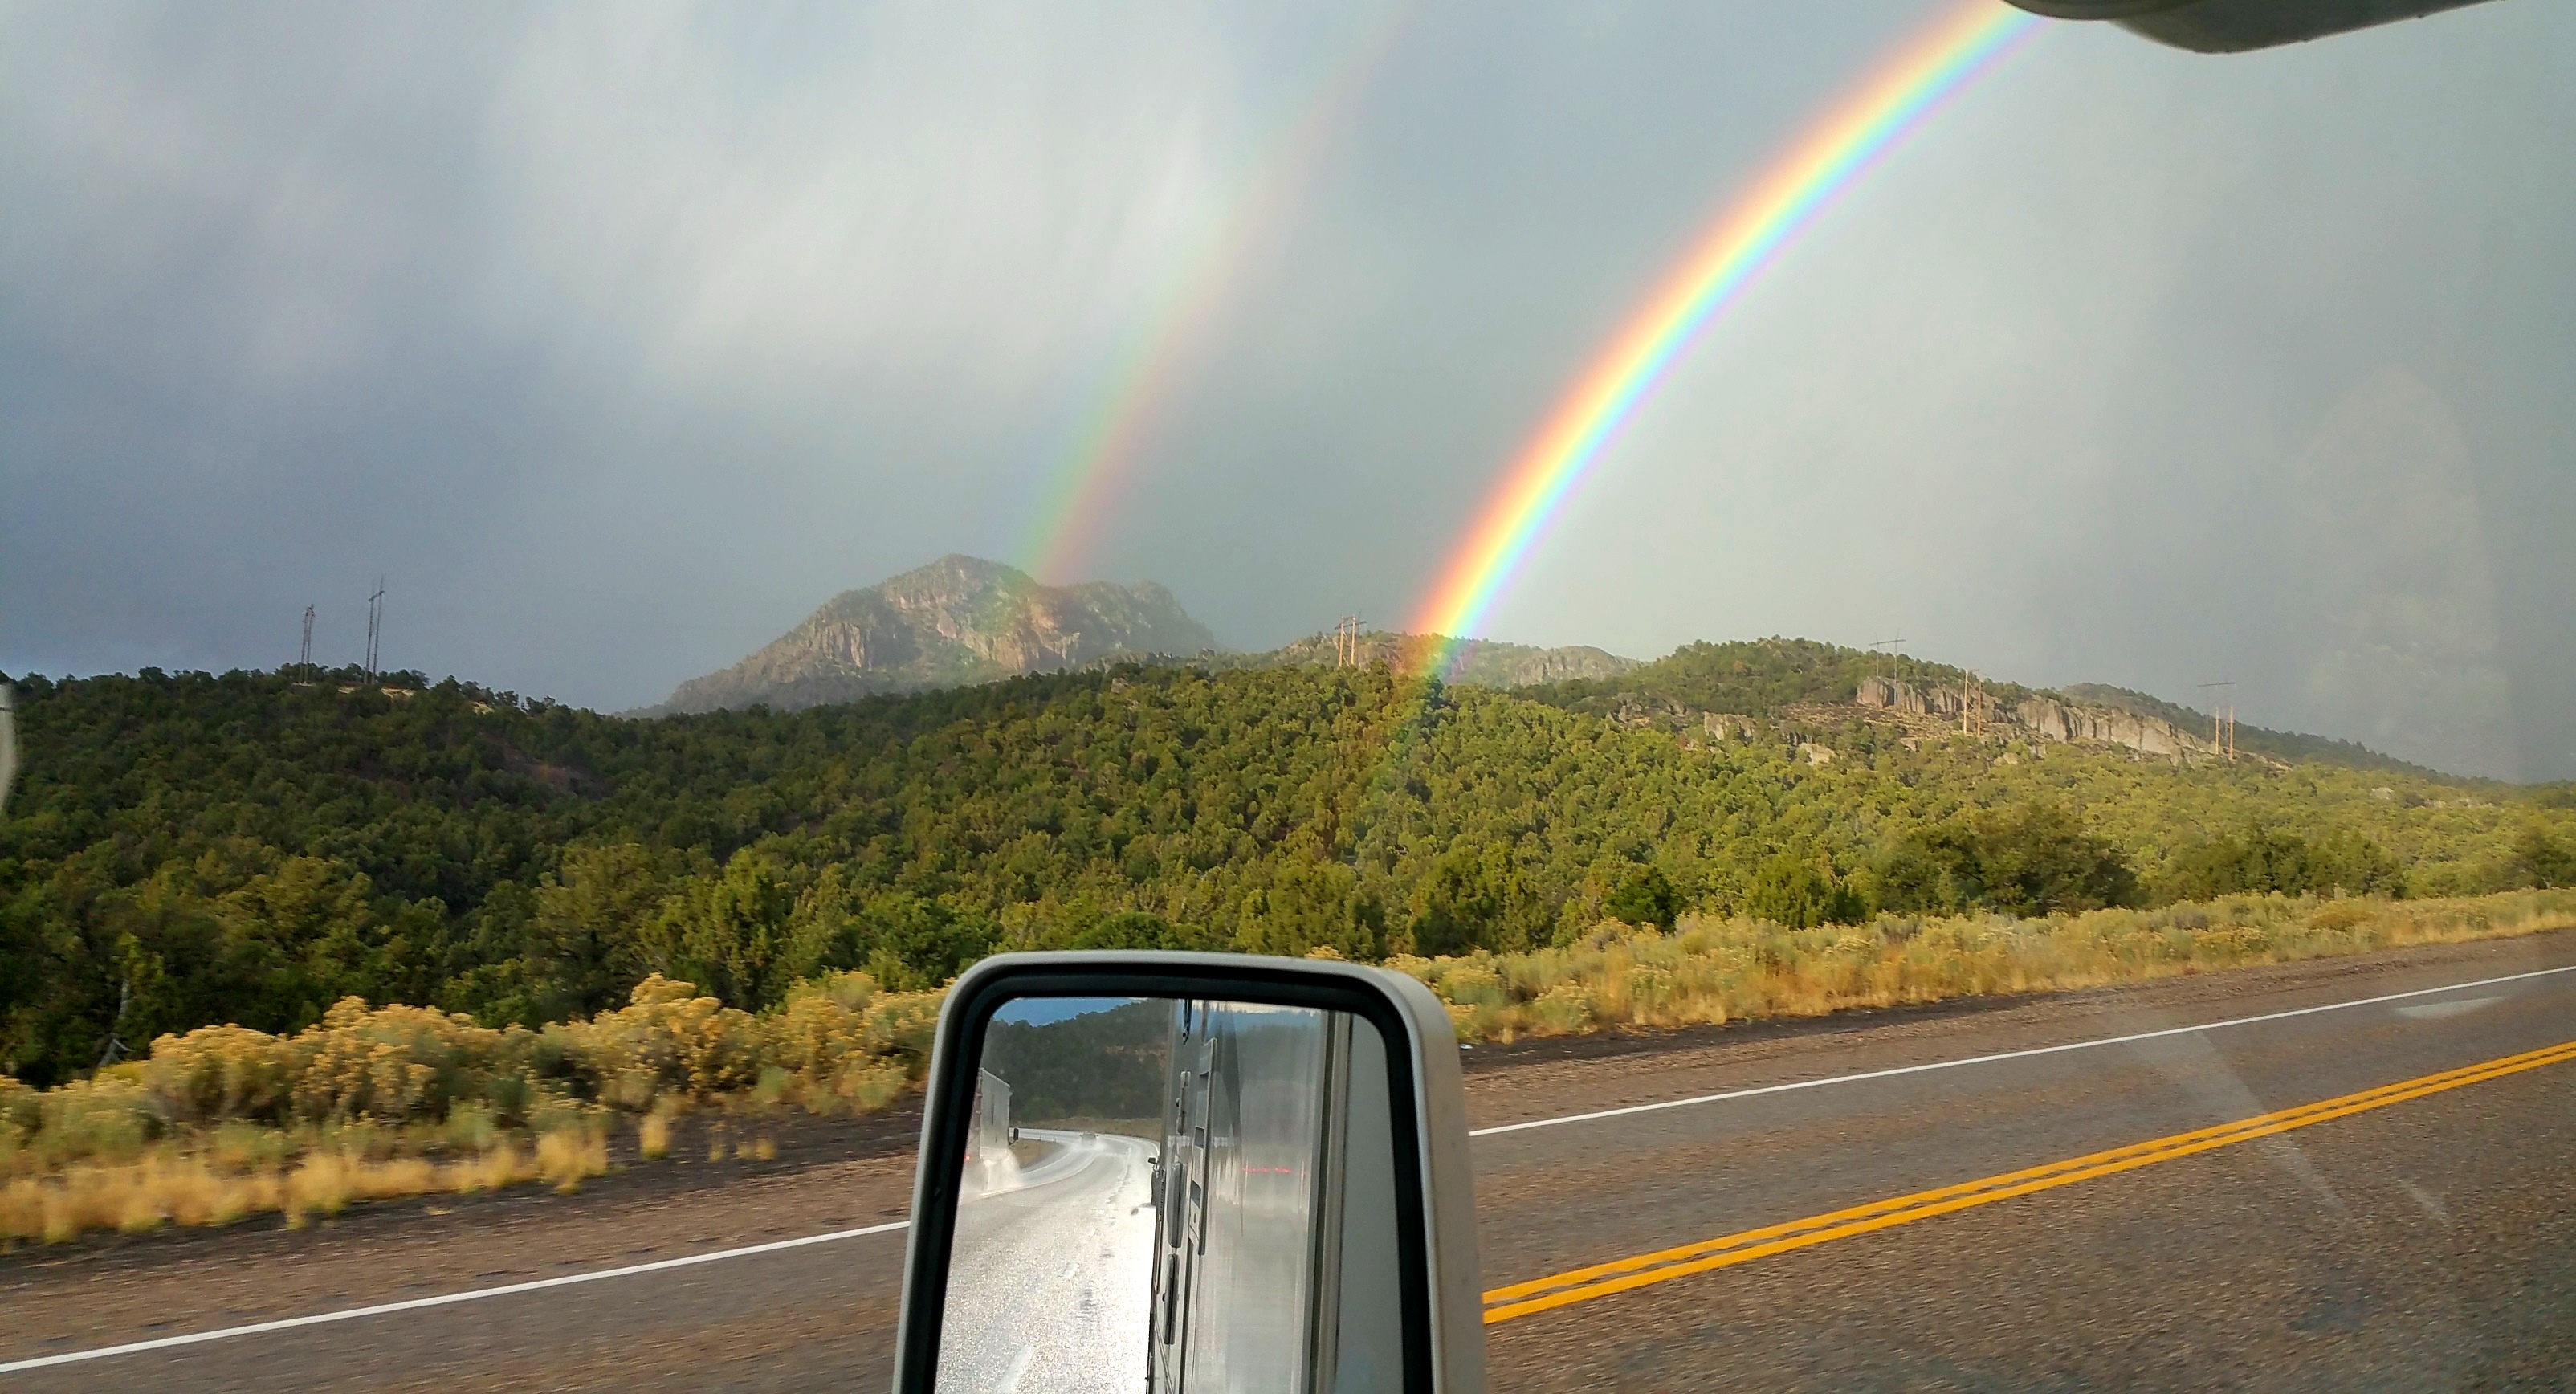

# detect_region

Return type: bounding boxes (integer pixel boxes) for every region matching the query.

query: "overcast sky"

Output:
[4,0,2570,780]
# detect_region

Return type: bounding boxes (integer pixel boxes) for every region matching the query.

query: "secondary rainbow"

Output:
[1409,1,2040,654]
[1020,7,1407,583]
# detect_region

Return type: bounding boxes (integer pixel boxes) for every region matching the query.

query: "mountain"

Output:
[652,555,1219,715]
[654,580,2435,777]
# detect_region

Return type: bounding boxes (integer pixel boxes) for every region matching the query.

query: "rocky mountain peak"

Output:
[650,556,1218,715]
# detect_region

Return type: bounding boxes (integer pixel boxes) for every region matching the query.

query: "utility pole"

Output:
[299,605,316,682]
[2196,679,2238,763]
[364,577,385,683]
[1868,634,1906,678]
[1331,615,1367,669]
[1961,669,1984,736]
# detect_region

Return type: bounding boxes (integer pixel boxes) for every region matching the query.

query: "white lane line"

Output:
[18,960,2572,1372]
[0,1219,908,1375]
[2395,995,2501,1020]
[1467,961,2576,1138]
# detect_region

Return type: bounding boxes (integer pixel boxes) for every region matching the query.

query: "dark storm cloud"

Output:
[3,1,2570,777]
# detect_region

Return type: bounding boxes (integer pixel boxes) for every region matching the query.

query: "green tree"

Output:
[2309,828,2405,898]
[638,850,805,1010]
[527,844,666,1019]
[1405,842,1549,953]
[1873,805,2135,917]
[1053,910,1216,952]
[1867,827,1979,916]
[1603,863,1681,929]
[854,892,997,993]
[2511,824,2576,889]
[1959,803,2138,915]
[1745,854,1866,928]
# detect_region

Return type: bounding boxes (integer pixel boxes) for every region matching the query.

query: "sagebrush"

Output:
[1,971,935,1244]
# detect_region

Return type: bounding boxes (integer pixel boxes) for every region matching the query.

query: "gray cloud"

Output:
[2,0,2569,777]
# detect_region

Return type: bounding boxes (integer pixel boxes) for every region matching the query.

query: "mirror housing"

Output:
[891,952,1486,1394]
[2005,0,2496,53]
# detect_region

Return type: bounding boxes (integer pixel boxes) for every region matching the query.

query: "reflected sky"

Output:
[995,997,1147,1027]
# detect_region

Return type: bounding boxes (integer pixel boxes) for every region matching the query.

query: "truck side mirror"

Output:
[891,951,1486,1393]
[2004,0,2495,53]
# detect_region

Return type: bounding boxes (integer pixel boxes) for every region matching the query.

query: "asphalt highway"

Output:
[5,929,2572,1392]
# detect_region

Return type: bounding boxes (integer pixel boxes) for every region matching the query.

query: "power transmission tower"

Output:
[2196,679,2238,763]
[299,605,316,682]
[364,577,386,683]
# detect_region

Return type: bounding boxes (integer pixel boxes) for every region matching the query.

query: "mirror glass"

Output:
[934,995,1402,1394]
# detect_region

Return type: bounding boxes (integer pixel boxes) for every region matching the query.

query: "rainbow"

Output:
[1409,1,2040,657]
[1021,8,1407,584]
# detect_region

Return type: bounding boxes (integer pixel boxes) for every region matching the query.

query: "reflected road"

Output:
[937,1130,1157,1394]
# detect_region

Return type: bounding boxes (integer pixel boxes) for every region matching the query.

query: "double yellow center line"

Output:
[1484,1036,2576,1324]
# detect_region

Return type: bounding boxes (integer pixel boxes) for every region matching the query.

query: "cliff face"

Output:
[1855,675,2217,761]
[654,556,1219,714]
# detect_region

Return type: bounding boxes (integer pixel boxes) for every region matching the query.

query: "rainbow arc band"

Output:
[1409,1,2039,660]
[1020,6,1407,583]
[1482,1035,2576,1323]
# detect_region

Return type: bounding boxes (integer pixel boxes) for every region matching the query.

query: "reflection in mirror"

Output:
[935,996,1400,1394]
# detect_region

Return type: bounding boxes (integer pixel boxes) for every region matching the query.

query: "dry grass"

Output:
[0,1123,612,1245]
[0,968,944,1246]
[638,1111,673,1161]
[1392,888,2576,1042]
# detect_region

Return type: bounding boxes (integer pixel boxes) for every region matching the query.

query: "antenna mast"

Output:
[364,577,386,683]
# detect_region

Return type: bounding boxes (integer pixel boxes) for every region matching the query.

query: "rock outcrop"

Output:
[652,556,1219,715]
[1855,675,2218,762]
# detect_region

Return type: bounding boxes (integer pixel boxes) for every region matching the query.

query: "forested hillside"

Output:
[2060,683,2448,777]
[1524,639,2463,780]
[4,654,2570,1086]
[1521,637,2029,718]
